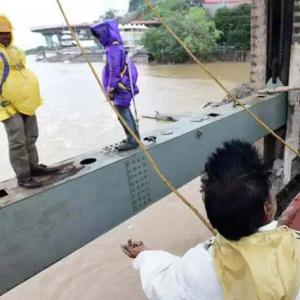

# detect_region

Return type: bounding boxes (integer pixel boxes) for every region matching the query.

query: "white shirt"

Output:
[133,221,300,300]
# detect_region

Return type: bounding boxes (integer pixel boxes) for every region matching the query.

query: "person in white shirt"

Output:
[122,140,300,300]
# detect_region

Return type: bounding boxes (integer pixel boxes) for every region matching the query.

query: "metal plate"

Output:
[126,155,152,211]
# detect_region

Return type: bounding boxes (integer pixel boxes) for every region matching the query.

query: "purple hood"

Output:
[90,19,123,47]
[90,19,139,107]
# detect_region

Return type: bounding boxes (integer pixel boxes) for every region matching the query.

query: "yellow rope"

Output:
[56,0,216,235]
[144,0,300,159]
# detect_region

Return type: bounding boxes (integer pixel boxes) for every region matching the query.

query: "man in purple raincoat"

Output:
[91,19,140,151]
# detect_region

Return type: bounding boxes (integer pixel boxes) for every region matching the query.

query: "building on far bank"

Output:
[202,0,251,14]
[119,23,148,49]
[31,22,150,62]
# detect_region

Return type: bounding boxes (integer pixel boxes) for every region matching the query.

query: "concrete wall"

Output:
[250,0,267,91]
[284,0,300,184]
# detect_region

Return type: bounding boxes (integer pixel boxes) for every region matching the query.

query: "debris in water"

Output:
[142,111,177,122]
[203,82,252,108]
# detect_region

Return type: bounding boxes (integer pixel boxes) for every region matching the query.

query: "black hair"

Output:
[201,140,272,241]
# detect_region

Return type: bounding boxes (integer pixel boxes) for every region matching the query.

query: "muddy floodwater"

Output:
[1,59,249,300]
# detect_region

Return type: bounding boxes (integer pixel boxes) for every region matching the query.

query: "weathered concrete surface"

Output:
[284,0,300,184]
[284,57,300,184]
[250,0,267,91]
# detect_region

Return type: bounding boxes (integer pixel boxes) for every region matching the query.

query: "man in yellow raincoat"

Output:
[0,15,57,188]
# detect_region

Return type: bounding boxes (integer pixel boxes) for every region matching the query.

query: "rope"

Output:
[144,0,300,159]
[56,0,216,235]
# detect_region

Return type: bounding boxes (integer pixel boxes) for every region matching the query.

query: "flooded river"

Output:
[0,59,249,181]
[2,60,249,300]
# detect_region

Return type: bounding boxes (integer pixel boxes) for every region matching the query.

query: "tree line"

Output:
[100,0,251,64]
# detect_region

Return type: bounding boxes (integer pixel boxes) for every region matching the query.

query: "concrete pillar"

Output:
[250,0,277,165]
[56,33,63,48]
[44,34,54,49]
[264,127,286,168]
[250,0,268,91]
[283,0,300,184]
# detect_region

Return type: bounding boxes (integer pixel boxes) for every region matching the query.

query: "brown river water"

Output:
[1,60,249,300]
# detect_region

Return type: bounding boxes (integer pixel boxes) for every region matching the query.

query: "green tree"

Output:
[126,0,160,22]
[214,4,251,49]
[158,0,190,16]
[129,0,144,12]
[188,0,201,6]
[183,8,220,59]
[142,2,220,63]
[99,9,119,21]
[143,21,189,63]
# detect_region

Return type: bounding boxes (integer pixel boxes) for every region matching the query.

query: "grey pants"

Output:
[3,114,39,178]
[115,105,139,143]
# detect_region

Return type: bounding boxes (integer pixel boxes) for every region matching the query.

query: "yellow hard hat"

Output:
[0,15,13,33]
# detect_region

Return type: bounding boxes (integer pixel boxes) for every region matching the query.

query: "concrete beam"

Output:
[0,95,287,294]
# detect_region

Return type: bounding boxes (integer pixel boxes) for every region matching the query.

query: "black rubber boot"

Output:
[30,164,60,176]
[115,142,138,152]
[18,176,42,189]
[119,138,129,144]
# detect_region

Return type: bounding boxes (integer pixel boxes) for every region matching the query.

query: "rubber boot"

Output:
[30,164,60,176]
[18,175,42,189]
[115,141,138,152]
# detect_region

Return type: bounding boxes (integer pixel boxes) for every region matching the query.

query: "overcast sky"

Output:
[0,0,129,48]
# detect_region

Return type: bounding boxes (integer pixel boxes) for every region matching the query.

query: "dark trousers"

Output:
[3,113,39,178]
[115,105,139,144]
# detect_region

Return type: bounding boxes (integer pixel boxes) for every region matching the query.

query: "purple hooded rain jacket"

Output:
[90,19,139,107]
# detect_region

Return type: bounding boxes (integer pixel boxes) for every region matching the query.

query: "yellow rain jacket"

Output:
[213,227,300,300]
[0,15,42,121]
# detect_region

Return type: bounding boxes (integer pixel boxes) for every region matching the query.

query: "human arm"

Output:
[121,239,221,300]
[106,44,125,98]
[0,52,9,98]
[122,239,183,300]
[106,45,123,95]
[277,192,300,230]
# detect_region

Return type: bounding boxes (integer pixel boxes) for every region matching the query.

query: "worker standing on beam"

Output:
[90,19,140,152]
[0,15,58,188]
